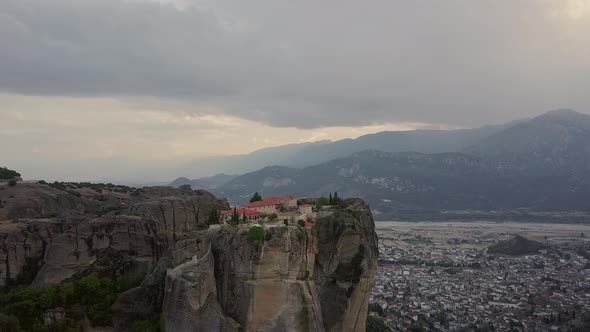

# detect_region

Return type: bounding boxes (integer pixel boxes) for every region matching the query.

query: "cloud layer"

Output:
[2,0,589,129]
[1,0,590,181]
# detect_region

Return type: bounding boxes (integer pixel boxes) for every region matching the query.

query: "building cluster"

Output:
[371,233,590,331]
[220,194,314,224]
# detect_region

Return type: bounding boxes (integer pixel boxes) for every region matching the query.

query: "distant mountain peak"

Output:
[541,108,579,116]
[534,109,589,123]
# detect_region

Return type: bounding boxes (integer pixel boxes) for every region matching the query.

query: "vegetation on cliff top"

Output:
[246,225,266,242]
[38,180,133,194]
[0,167,20,180]
[0,273,144,331]
[249,191,262,202]
[366,315,392,332]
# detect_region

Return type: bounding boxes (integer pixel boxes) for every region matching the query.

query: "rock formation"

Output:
[487,235,547,256]
[0,182,227,285]
[0,181,377,332]
[163,198,378,332]
[112,257,174,331]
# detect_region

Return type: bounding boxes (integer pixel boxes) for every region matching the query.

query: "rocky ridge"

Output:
[159,198,378,332]
[0,181,378,331]
[110,198,378,331]
[0,182,227,286]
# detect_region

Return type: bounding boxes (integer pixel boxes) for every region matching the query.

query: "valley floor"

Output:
[371,221,590,331]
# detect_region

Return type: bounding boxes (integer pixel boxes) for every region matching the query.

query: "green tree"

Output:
[242,211,247,223]
[329,192,332,205]
[315,196,329,209]
[132,319,162,332]
[249,192,263,202]
[0,167,20,180]
[0,313,19,332]
[368,303,385,316]
[410,319,428,332]
[207,209,220,225]
[231,207,239,225]
[366,315,392,332]
[247,226,265,242]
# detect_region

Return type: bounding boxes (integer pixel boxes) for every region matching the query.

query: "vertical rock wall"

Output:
[163,198,378,332]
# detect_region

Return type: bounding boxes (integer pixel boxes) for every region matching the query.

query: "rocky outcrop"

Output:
[163,198,378,332]
[112,257,174,331]
[1,181,377,331]
[488,235,547,256]
[315,199,379,332]
[164,243,239,332]
[209,225,323,332]
[0,182,227,285]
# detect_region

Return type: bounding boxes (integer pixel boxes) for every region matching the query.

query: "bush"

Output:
[366,315,392,332]
[279,226,288,235]
[0,272,141,330]
[296,229,306,242]
[132,319,162,332]
[66,189,81,197]
[249,192,262,202]
[0,167,20,181]
[265,230,272,241]
[0,313,19,332]
[247,226,265,242]
[207,209,220,225]
[7,180,16,187]
[297,219,305,227]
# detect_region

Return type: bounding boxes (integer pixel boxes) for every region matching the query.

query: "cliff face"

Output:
[0,182,227,286]
[1,183,377,331]
[163,198,378,332]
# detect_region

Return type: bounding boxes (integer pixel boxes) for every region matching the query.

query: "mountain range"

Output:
[175,121,513,177]
[171,110,590,220]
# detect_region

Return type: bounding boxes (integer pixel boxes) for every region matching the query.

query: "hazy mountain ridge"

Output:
[174,123,510,178]
[215,110,590,219]
[465,109,590,178]
[169,173,238,190]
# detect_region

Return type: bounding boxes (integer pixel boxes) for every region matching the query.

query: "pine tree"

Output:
[250,192,263,202]
[232,206,238,225]
[207,209,219,225]
[334,191,338,202]
[329,192,332,205]
[242,211,247,223]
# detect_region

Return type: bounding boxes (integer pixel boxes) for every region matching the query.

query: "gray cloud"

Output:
[1,0,589,128]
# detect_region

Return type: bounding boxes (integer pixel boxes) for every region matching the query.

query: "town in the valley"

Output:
[370,221,590,331]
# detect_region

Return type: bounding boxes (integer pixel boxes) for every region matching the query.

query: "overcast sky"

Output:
[1,0,589,181]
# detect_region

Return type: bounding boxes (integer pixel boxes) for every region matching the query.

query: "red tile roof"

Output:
[242,195,297,208]
[243,198,283,208]
[221,208,260,216]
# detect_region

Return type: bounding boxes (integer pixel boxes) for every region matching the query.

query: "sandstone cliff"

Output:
[162,198,378,332]
[0,182,377,332]
[0,182,227,286]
